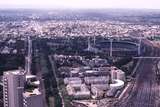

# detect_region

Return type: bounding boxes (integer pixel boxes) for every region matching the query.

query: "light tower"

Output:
[87,37,92,51]
[93,36,96,46]
[108,31,113,57]
[117,28,120,42]
[110,39,113,57]
[138,37,142,56]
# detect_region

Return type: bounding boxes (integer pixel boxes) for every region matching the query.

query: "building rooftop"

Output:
[110,79,124,88]
[4,70,24,75]
[23,89,41,98]
[26,75,37,79]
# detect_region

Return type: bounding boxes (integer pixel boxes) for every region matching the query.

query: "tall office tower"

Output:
[3,70,25,107]
[23,89,44,107]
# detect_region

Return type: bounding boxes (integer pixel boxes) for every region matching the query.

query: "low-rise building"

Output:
[111,66,126,82]
[107,79,124,97]
[66,84,90,99]
[91,84,109,99]
[64,77,82,85]
[84,76,109,85]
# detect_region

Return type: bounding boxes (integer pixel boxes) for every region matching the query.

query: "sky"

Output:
[0,0,160,9]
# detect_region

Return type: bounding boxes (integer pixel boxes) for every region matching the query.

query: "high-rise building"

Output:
[3,69,44,107]
[23,89,44,107]
[3,70,25,107]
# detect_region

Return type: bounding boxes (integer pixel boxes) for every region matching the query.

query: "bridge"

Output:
[133,57,160,59]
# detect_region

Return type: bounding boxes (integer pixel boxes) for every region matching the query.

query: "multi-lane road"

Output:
[25,36,32,75]
[115,39,160,107]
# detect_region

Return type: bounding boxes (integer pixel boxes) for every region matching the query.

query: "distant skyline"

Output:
[0,0,160,9]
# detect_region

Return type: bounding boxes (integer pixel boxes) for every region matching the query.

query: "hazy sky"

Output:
[0,0,159,9]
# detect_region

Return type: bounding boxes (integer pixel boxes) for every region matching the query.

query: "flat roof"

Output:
[110,79,124,87]
[26,75,36,79]
[23,89,41,97]
[4,70,24,75]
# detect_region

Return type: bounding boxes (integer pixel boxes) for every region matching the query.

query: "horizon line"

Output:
[0,7,160,11]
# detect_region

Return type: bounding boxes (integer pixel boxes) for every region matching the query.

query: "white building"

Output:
[107,79,124,97]
[111,66,125,82]
[110,79,124,91]
[64,77,82,85]
[111,69,117,81]
[66,84,90,99]
[84,76,109,85]
[116,70,126,82]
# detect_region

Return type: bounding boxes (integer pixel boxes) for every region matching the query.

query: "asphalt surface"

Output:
[114,40,160,107]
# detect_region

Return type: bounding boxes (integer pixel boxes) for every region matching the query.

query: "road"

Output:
[25,36,32,75]
[114,39,160,107]
[49,55,64,107]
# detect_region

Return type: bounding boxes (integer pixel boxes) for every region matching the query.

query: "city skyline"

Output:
[0,0,160,9]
